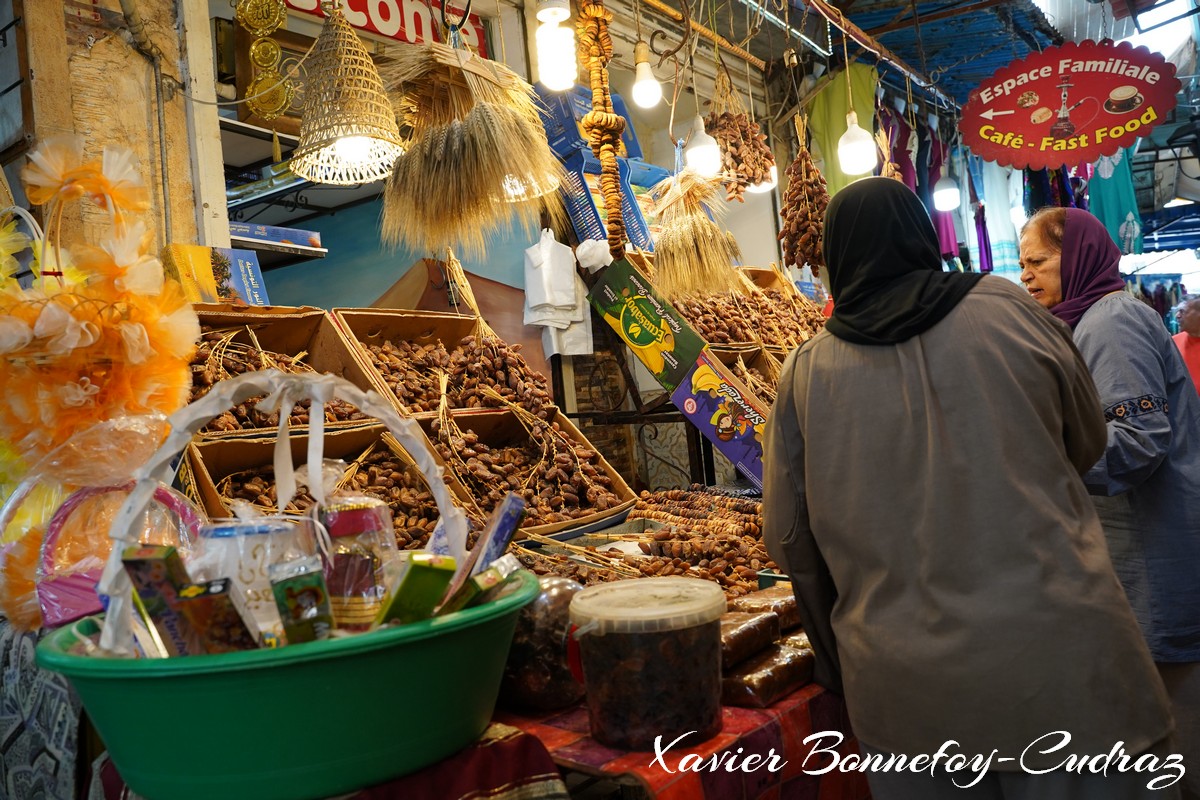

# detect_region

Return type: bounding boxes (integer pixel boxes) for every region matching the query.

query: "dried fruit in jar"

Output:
[578,620,723,750]
[500,575,586,711]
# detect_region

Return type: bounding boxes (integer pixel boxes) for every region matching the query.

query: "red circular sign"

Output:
[960,40,1180,169]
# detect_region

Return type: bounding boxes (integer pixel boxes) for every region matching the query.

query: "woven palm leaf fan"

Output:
[648,169,743,301]
[379,41,564,258]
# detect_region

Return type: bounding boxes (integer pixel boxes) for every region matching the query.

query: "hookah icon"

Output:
[1049,76,1099,139]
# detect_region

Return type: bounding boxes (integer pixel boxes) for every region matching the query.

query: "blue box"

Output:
[559,149,657,251]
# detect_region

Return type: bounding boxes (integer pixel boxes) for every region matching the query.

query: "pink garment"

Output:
[879,107,918,190]
[928,131,959,257]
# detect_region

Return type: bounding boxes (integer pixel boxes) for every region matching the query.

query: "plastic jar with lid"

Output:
[501,575,587,712]
[569,577,726,750]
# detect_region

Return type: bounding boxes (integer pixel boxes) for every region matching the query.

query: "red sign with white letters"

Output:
[286,0,489,58]
[960,40,1178,169]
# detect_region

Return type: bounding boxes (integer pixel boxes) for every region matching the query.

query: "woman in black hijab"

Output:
[822,176,981,344]
[764,178,1176,799]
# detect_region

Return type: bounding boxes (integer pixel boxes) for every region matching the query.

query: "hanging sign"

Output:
[285,0,489,57]
[959,40,1178,169]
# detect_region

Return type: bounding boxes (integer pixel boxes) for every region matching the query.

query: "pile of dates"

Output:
[192,329,367,433]
[630,489,775,598]
[431,418,623,528]
[218,465,316,514]
[364,334,552,416]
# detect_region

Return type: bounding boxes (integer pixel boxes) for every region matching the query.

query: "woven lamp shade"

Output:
[290,7,404,185]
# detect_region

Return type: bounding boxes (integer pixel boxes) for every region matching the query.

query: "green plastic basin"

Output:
[37,570,539,800]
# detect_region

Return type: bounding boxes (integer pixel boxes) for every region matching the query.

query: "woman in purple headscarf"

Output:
[1021,207,1200,800]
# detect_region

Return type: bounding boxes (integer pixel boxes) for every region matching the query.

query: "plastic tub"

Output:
[37,569,539,800]
[570,577,725,750]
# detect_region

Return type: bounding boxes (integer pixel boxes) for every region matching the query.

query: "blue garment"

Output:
[1075,292,1200,662]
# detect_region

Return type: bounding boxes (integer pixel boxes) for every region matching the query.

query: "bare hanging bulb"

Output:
[837,110,877,175]
[631,40,662,108]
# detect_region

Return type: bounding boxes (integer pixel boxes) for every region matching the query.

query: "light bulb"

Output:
[631,42,662,109]
[536,21,577,92]
[746,164,778,194]
[685,116,722,177]
[837,110,877,176]
[536,0,569,22]
[332,135,373,165]
[933,173,961,211]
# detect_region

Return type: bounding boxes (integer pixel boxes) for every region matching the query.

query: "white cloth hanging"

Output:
[541,276,594,357]
[982,162,1021,278]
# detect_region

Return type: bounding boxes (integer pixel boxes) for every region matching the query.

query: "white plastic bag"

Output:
[523,229,575,311]
[575,239,614,274]
[542,276,593,357]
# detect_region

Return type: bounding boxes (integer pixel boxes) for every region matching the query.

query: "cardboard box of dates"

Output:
[186,424,480,550]
[671,349,770,491]
[191,305,379,439]
[417,408,637,540]
[668,265,823,353]
[333,309,554,421]
[709,347,783,409]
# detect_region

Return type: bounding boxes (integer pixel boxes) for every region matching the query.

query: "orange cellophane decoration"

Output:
[0,134,199,629]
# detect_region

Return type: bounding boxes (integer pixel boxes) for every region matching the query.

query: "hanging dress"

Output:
[1090,148,1144,254]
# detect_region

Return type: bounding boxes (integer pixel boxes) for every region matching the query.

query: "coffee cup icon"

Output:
[1105,85,1144,114]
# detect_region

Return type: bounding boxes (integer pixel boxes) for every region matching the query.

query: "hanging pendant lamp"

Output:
[290,4,405,185]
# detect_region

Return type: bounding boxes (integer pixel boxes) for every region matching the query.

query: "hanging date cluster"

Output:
[704,111,776,203]
[779,116,830,276]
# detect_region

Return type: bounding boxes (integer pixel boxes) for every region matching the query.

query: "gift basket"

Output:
[36,371,539,800]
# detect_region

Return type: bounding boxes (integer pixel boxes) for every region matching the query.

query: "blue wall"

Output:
[264,198,536,308]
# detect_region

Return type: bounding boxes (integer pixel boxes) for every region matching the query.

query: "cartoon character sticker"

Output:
[711,399,755,442]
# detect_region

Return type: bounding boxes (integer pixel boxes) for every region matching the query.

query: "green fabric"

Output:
[807,63,880,197]
[1089,147,1143,254]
